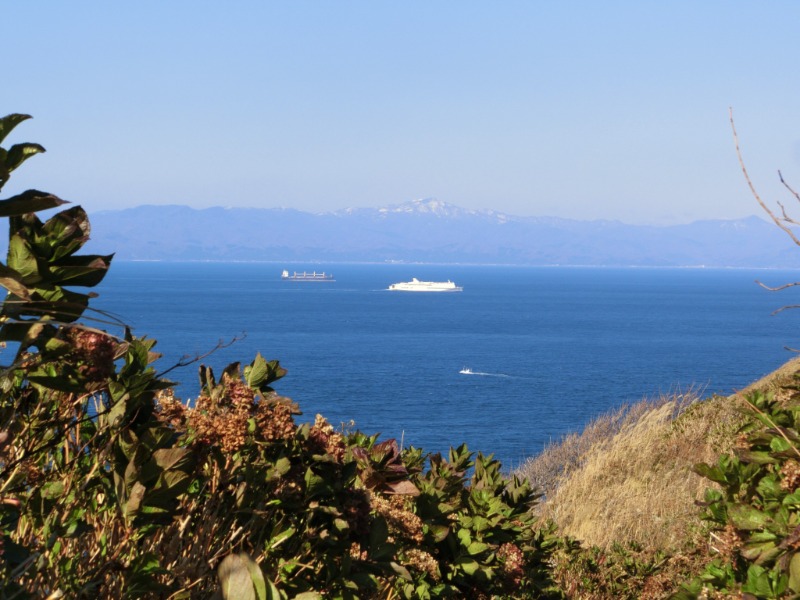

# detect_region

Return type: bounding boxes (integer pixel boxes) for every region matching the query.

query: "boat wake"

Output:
[459,368,511,378]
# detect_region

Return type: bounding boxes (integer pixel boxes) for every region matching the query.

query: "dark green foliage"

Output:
[403,447,561,598]
[679,389,800,599]
[0,115,111,362]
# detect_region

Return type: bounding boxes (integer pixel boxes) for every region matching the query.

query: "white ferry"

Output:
[387,278,462,292]
[282,269,335,282]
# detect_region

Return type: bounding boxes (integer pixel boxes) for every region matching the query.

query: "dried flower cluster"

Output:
[185,375,296,454]
[780,459,800,492]
[64,328,116,381]
[370,491,423,544]
[497,542,525,586]
[155,388,187,429]
[405,548,440,581]
[309,414,346,461]
[710,524,742,561]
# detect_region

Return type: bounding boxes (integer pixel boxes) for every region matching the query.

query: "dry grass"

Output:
[517,355,800,553]
[512,356,800,598]
[518,392,735,551]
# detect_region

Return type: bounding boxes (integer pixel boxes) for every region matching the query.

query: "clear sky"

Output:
[5,2,800,224]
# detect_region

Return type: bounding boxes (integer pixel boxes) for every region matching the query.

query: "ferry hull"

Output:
[387,278,462,292]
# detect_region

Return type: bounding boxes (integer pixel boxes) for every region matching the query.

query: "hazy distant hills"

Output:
[86,198,800,267]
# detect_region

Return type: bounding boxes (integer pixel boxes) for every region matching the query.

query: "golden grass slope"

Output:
[517,356,800,553]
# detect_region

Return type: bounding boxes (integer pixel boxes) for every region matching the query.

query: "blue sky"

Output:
[5,2,800,224]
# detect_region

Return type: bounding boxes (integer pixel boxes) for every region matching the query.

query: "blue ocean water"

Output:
[90,263,800,469]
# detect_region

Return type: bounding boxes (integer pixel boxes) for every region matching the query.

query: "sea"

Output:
[89,262,800,470]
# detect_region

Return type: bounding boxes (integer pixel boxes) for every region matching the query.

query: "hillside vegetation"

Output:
[516,358,800,598]
[4,113,800,599]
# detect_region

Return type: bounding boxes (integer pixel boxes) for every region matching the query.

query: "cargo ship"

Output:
[281,269,335,281]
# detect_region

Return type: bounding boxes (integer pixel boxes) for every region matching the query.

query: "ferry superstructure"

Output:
[387,278,462,292]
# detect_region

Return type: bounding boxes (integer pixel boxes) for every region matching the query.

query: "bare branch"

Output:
[156,333,246,379]
[730,108,800,247]
[756,280,800,292]
[771,305,800,316]
[778,201,800,226]
[779,170,800,204]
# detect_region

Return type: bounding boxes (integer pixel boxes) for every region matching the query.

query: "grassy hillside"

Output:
[514,356,800,598]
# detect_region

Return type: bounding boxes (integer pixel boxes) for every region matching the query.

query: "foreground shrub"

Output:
[677,385,800,599]
[0,114,562,598]
[2,342,563,598]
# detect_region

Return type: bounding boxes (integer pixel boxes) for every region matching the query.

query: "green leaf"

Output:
[333,518,350,532]
[427,524,450,543]
[124,481,147,519]
[789,553,800,592]
[0,190,66,218]
[47,254,113,287]
[456,557,480,576]
[246,558,268,600]
[268,527,295,550]
[265,580,282,600]
[152,447,191,472]
[41,480,65,499]
[694,462,728,484]
[467,541,489,555]
[273,457,291,476]
[735,449,779,465]
[390,562,413,582]
[304,468,332,499]
[770,436,794,453]
[245,353,269,389]
[740,539,779,563]
[218,553,257,600]
[742,564,774,597]
[0,114,32,146]
[457,527,472,546]
[728,504,772,531]
[5,143,46,174]
[0,264,31,300]
[33,286,92,323]
[6,234,40,283]
[368,516,395,561]
[40,206,91,259]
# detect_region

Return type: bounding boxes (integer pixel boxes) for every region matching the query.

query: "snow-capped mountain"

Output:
[85,200,799,267]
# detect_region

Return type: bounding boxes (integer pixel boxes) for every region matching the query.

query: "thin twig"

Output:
[780,170,800,204]
[730,108,800,247]
[771,305,800,316]
[778,201,800,226]
[157,333,245,378]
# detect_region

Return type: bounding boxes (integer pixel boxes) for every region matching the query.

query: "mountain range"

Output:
[84,198,800,267]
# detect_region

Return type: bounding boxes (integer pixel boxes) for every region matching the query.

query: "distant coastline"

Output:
[118,259,800,271]
[77,200,800,268]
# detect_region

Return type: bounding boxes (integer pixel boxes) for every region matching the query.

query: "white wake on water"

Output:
[459,368,512,378]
